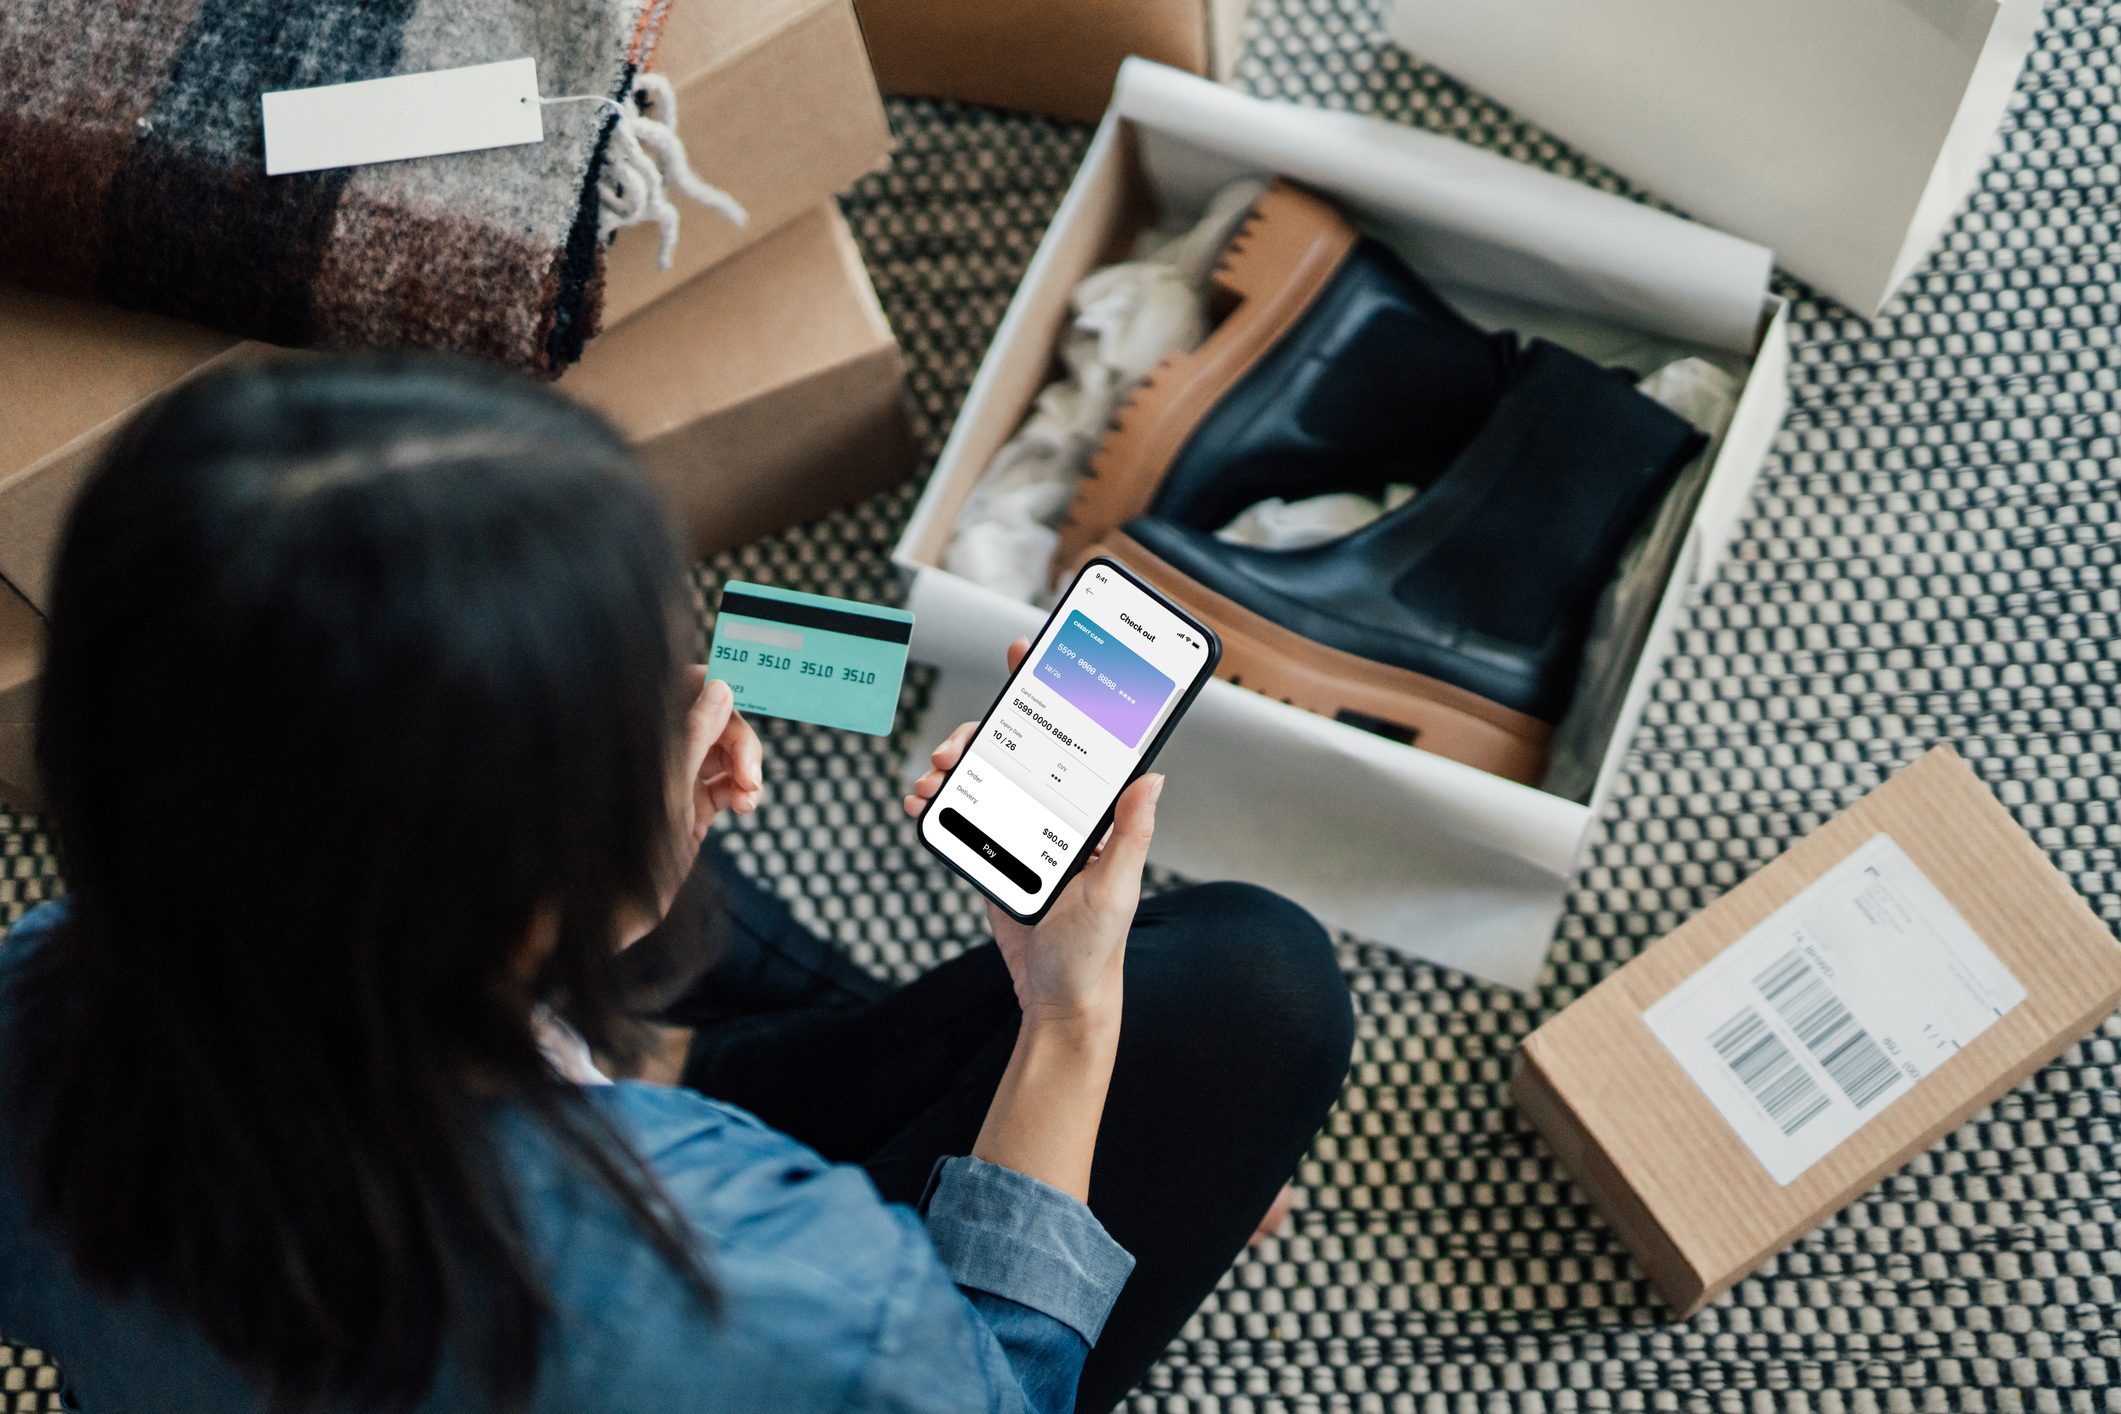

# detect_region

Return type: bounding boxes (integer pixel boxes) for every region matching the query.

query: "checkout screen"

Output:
[923,564,1211,914]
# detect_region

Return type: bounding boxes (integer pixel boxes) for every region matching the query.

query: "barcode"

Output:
[1708,1007,1829,1135]
[1755,950,1899,1109]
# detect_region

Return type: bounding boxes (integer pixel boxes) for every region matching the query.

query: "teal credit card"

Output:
[708,581,913,735]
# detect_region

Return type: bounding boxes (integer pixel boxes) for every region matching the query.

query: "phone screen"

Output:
[921,560,1215,919]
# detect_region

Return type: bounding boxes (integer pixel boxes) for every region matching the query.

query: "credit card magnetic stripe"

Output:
[718,588,913,644]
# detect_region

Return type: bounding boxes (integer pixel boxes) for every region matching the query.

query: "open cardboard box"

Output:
[1386,0,2043,315]
[855,0,1253,123]
[562,204,914,561]
[893,62,1792,989]
[0,0,890,615]
[0,204,912,811]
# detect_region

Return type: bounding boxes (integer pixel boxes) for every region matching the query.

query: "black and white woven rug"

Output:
[5,0,2119,1409]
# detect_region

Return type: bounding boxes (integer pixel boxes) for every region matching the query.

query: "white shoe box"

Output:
[892,62,1792,989]
[1385,0,2043,316]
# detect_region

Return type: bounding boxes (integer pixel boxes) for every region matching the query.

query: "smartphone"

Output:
[918,556,1221,923]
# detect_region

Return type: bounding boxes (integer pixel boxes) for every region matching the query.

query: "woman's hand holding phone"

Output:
[903,638,1163,1028]
[905,637,1161,1199]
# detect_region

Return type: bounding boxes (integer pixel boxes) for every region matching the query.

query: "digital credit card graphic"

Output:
[707,581,913,735]
[1030,612,1176,749]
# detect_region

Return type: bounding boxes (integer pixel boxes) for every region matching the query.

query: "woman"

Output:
[0,356,1354,1413]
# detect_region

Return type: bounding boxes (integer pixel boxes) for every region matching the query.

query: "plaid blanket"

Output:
[0,0,674,375]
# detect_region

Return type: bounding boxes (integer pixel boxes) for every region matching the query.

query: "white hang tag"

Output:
[261,57,546,176]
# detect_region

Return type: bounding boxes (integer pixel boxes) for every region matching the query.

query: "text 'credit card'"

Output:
[707,581,913,736]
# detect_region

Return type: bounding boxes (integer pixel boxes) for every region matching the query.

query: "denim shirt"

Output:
[0,902,1133,1413]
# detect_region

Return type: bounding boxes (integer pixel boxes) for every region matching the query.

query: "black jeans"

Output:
[653,843,1356,1413]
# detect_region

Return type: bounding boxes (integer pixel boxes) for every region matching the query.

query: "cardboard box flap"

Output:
[0,285,235,480]
[659,0,833,67]
[563,204,912,561]
[567,207,894,439]
[1385,0,2042,316]
[602,0,891,325]
[855,0,1226,124]
[1113,59,1773,354]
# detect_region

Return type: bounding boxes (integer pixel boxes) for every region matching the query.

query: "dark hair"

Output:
[5,355,712,1409]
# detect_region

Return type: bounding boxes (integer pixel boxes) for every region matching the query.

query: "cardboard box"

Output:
[562,203,914,560]
[0,204,912,811]
[0,0,890,615]
[602,0,890,323]
[893,61,1790,989]
[1514,746,2121,1317]
[855,0,1252,122]
[1385,0,2042,315]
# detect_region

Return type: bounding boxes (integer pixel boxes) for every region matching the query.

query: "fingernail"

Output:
[705,679,731,704]
[1148,774,1166,803]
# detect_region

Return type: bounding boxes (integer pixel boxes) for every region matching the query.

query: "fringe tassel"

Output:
[545,71,749,270]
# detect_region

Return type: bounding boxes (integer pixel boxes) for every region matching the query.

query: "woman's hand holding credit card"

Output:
[706,581,914,735]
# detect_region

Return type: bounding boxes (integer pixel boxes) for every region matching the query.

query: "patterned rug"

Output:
[5,0,2120,1409]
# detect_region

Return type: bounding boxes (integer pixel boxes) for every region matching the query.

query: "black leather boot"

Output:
[1055,180,1518,570]
[1100,340,1706,784]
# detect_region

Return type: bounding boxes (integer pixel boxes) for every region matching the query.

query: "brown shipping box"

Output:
[559,203,914,559]
[0,0,889,616]
[1514,745,2121,1317]
[0,203,913,810]
[855,0,1252,123]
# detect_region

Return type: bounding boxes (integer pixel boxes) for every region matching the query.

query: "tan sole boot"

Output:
[1090,529,1556,786]
[1052,182,1359,574]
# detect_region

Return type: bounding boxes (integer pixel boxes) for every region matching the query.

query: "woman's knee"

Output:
[1133,881,1355,1098]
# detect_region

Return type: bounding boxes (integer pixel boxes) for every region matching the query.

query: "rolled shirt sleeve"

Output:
[920,1156,1134,1345]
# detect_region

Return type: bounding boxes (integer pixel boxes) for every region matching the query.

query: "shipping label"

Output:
[1643,833,2025,1185]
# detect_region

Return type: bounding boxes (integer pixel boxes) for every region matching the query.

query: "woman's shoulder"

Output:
[0,900,66,1041]
[0,899,67,968]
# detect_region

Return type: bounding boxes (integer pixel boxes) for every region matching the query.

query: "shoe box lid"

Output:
[1384,0,2043,316]
[1106,58,1776,354]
